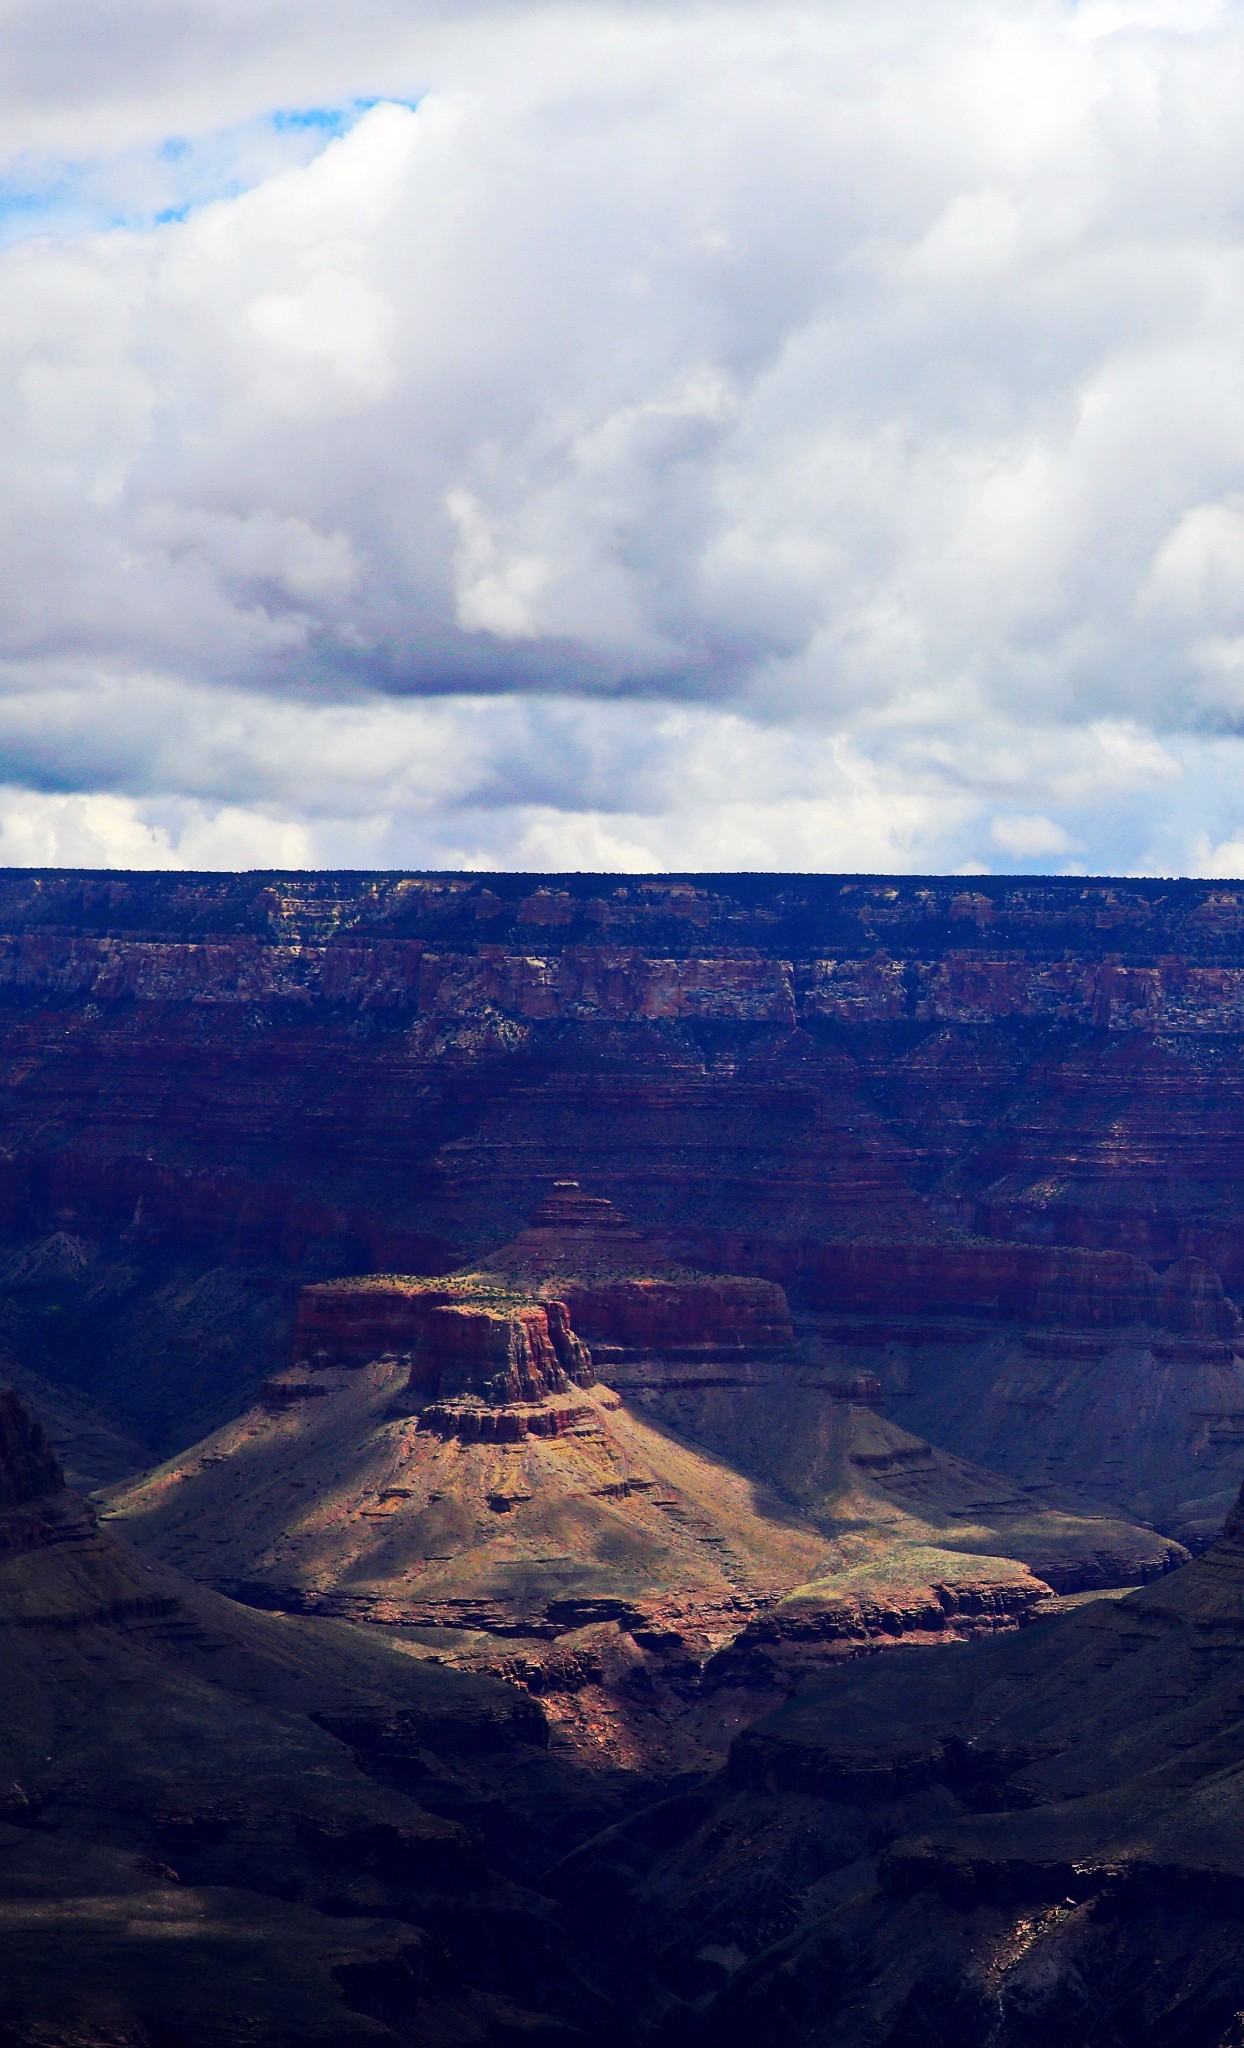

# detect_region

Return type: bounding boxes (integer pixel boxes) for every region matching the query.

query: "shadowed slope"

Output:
[633,1381,1186,1594]
[0,1387,614,2046]
[557,1480,1244,2045]
[105,1370,823,1630]
[479,1190,1188,1595]
[103,1353,830,1770]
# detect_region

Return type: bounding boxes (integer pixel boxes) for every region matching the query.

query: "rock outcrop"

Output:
[0,1385,63,1507]
[704,1549,1053,1692]
[295,1279,595,1400]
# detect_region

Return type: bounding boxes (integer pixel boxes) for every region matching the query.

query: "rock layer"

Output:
[295,1281,595,1401]
[11,872,1244,1533]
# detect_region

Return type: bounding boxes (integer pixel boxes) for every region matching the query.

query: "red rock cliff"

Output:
[11,872,1244,1419]
[557,1278,794,1355]
[292,1280,594,1401]
[677,1239,1244,1335]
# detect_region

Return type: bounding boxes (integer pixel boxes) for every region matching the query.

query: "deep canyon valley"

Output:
[8,869,1244,2043]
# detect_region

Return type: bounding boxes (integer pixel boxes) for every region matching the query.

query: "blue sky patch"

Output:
[0,99,411,246]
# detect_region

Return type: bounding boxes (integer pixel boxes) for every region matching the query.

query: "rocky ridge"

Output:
[0,1383,636,2046]
[555,1474,1244,2044]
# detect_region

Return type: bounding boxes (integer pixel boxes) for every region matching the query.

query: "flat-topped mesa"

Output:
[291,1277,593,1405]
[291,1181,792,1398]
[291,1278,463,1367]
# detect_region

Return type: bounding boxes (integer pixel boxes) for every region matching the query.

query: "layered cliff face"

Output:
[295,1278,594,1401]
[19,870,1244,1293]
[644,1242,1244,1543]
[6,871,1244,1537]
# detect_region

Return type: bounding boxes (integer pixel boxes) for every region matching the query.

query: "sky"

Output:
[3,0,1244,875]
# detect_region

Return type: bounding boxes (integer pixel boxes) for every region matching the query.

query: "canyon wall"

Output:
[8,869,1244,1488]
[293,1280,595,1401]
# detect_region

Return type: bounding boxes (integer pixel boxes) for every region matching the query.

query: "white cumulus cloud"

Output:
[1,1,1244,870]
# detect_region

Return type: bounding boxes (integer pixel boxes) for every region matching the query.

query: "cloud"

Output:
[0,787,314,869]
[3,1,1244,871]
[989,813,1081,860]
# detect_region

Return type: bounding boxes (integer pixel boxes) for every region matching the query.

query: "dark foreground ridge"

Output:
[561,1471,1244,2046]
[0,1384,627,2047]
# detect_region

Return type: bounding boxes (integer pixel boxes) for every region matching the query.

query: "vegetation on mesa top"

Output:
[300,1272,542,1312]
[302,1265,770,1300]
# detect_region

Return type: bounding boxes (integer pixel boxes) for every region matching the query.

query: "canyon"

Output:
[9,869,1244,2040]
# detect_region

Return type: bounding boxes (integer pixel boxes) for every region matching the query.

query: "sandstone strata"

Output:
[295,1278,594,1400]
